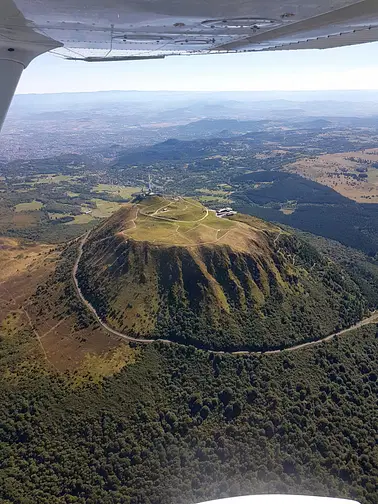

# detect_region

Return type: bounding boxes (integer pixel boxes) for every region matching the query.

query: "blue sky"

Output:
[16,41,378,94]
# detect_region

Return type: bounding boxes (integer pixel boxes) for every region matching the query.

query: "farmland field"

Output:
[286,148,378,202]
[15,200,43,212]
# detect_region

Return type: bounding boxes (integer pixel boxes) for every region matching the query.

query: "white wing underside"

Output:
[2,0,378,61]
[197,496,360,504]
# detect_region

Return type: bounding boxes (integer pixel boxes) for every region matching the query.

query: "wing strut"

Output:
[0,0,61,130]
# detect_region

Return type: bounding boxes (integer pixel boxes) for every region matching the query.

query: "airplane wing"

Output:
[197,496,360,504]
[1,0,378,127]
[4,0,378,61]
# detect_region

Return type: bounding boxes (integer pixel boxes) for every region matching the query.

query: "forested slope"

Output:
[0,324,376,504]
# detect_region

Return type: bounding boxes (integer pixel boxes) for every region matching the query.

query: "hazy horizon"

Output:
[14,89,378,96]
[15,41,378,95]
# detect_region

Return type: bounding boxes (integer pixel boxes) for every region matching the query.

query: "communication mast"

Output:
[147,174,154,195]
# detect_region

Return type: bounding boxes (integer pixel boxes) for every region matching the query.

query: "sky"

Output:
[16,41,378,94]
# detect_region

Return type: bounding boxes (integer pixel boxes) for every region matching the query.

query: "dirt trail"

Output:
[73,232,378,355]
[22,307,49,361]
[139,198,209,224]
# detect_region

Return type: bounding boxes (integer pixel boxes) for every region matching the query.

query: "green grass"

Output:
[15,200,43,212]
[157,199,206,221]
[122,196,263,251]
[138,196,172,215]
[90,199,124,218]
[47,197,126,224]
[93,184,140,199]
[195,188,232,196]
[65,214,95,225]
[72,345,139,387]
[198,195,231,203]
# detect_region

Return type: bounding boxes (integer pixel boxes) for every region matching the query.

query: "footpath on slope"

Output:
[72,232,378,356]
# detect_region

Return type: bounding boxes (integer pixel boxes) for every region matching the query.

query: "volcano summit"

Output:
[75,196,365,351]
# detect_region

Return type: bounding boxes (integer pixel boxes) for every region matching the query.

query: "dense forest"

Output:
[233,194,378,256]
[232,171,349,205]
[294,230,378,306]
[0,321,377,504]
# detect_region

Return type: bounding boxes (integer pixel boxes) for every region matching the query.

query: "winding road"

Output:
[73,232,171,345]
[73,232,378,356]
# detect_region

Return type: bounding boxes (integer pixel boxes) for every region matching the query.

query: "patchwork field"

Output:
[197,195,231,204]
[195,186,234,206]
[0,168,142,243]
[287,148,378,202]
[195,187,232,196]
